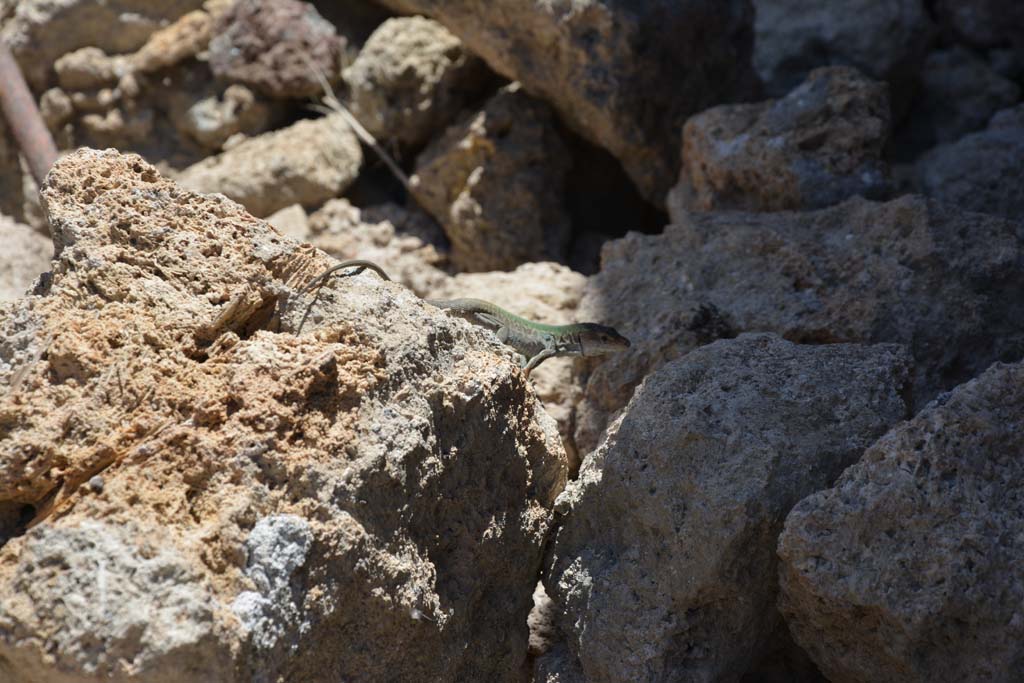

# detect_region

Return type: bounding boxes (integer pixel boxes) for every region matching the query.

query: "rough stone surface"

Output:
[129,9,214,74]
[181,84,275,151]
[306,198,449,298]
[546,334,910,682]
[934,0,1024,58]
[412,85,571,272]
[0,215,52,303]
[343,16,490,149]
[207,0,349,99]
[427,262,588,468]
[915,104,1024,222]
[752,0,932,113]
[53,46,127,91]
[378,0,756,204]
[779,360,1024,682]
[894,46,1020,160]
[1,0,204,90]
[575,195,1024,452]
[0,149,566,681]
[669,66,891,218]
[177,113,362,217]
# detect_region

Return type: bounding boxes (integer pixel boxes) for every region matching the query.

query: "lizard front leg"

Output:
[522,348,557,376]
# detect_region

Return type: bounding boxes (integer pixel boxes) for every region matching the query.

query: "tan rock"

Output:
[0,215,51,303]
[177,114,362,217]
[307,198,449,297]
[412,84,571,272]
[130,9,214,73]
[53,46,127,90]
[343,16,489,148]
[0,148,566,681]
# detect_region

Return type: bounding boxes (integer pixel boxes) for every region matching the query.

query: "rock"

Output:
[575,195,1024,453]
[343,16,490,149]
[894,46,1020,160]
[377,0,756,204]
[180,84,275,151]
[427,262,588,467]
[778,359,1024,682]
[0,215,51,303]
[53,46,127,91]
[265,204,310,242]
[1,0,205,90]
[129,9,214,73]
[0,148,566,681]
[177,113,362,217]
[306,198,448,297]
[546,334,910,682]
[207,0,350,99]
[915,104,1024,222]
[934,0,1024,58]
[412,84,571,272]
[668,66,892,218]
[0,118,26,224]
[752,0,933,113]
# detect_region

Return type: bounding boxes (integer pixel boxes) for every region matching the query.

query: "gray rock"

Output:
[343,16,490,149]
[412,84,571,271]
[575,195,1024,453]
[0,520,231,682]
[895,46,1020,160]
[934,0,1024,56]
[669,66,892,217]
[915,104,1024,222]
[177,113,362,217]
[752,0,933,114]
[378,0,756,204]
[778,359,1024,682]
[546,333,910,682]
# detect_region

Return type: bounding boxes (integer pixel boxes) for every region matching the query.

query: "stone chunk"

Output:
[207,0,349,98]
[343,16,489,148]
[575,195,1024,452]
[378,0,756,204]
[412,85,571,272]
[915,104,1024,222]
[546,333,909,682]
[669,66,891,217]
[752,0,932,113]
[0,148,566,681]
[177,113,362,217]
[778,360,1024,682]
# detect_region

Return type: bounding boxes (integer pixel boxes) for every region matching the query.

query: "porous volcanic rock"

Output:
[575,195,1024,452]
[779,359,1024,682]
[177,113,362,217]
[915,104,1024,222]
[378,0,756,204]
[752,0,932,113]
[0,148,567,682]
[546,333,910,682]
[669,66,891,217]
[411,84,571,272]
[343,16,490,149]
[207,0,349,99]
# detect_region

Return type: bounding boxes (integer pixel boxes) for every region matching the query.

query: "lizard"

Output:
[300,259,631,375]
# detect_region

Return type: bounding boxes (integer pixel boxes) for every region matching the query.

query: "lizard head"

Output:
[577,323,631,357]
